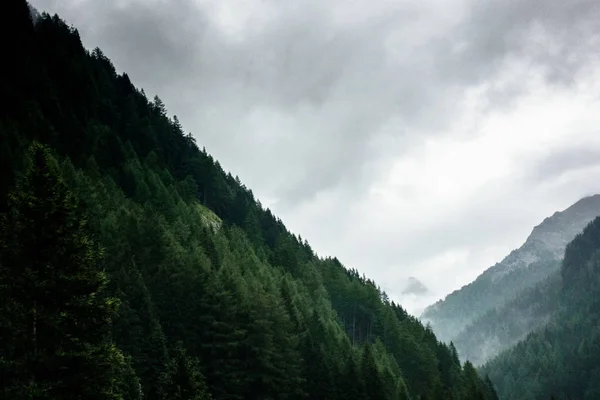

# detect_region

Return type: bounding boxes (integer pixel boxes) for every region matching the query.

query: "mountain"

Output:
[452,269,561,366]
[0,2,499,399]
[421,195,600,345]
[402,277,429,295]
[482,215,600,400]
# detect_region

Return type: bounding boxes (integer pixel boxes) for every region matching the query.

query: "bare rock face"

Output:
[420,194,600,347]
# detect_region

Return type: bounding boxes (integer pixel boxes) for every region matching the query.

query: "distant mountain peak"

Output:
[402,277,429,295]
[490,193,600,280]
[420,194,600,345]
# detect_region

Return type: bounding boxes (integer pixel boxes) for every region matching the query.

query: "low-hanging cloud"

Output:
[33,0,600,314]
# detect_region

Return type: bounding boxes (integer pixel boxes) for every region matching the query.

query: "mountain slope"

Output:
[0,2,498,400]
[421,195,600,344]
[482,215,600,400]
[452,269,561,366]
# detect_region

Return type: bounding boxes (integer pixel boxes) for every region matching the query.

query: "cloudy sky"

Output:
[33,0,600,315]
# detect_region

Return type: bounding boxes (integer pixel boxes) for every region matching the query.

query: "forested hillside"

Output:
[482,215,600,399]
[421,195,600,346]
[0,2,499,399]
[452,269,561,366]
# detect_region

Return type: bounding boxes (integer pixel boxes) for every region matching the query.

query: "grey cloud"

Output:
[34,0,600,207]
[35,0,600,208]
[528,146,600,184]
[323,172,579,285]
[458,0,600,84]
[31,2,432,204]
[348,200,529,270]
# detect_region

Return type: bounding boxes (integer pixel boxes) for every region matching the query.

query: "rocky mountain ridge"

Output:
[420,194,600,347]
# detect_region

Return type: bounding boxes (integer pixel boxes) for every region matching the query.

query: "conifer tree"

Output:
[158,342,211,400]
[0,142,133,399]
[361,342,387,400]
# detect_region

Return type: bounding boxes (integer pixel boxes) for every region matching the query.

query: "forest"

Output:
[0,1,499,399]
[452,268,561,366]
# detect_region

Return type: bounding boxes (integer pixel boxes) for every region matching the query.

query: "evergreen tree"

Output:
[0,142,132,399]
[339,352,366,400]
[361,342,387,400]
[158,342,211,400]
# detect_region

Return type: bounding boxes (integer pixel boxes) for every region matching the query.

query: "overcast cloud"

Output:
[32,0,600,314]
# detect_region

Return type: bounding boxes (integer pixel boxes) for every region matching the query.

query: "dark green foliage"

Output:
[0,2,499,399]
[362,342,387,400]
[0,143,131,399]
[158,343,211,400]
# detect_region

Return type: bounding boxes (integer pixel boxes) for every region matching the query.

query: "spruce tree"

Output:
[0,142,132,399]
[361,342,386,400]
[158,342,211,400]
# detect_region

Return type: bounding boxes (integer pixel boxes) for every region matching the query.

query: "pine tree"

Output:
[483,375,499,400]
[339,352,366,400]
[158,342,211,400]
[0,142,132,399]
[361,342,386,400]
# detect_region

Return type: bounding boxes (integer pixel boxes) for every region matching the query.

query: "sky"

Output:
[32,0,600,315]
